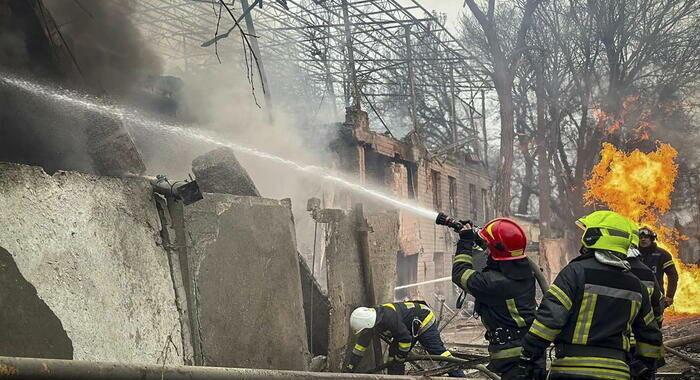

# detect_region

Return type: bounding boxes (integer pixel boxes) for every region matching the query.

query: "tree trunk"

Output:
[535,68,552,237]
[495,77,515,217]
[517,157,534,215]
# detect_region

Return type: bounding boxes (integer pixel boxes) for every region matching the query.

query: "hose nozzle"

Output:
[436,212,465,232]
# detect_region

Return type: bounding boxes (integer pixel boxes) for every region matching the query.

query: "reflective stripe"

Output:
[584,284,642,303]
[548,284,573,310]
[643,310,655,326]
[490,346,523,360]
[641,281,655,302]
[352,344,367,356]
[623,300,640,351]
[460,269,476,289]
[453,254,472,264]
[420,311,435,331]
[398,341,412,351]
[641,280,655,292]
[663,260,674,269]
[440,351,452,357]
[573,292,598,344]
[529,319,560,341]
[637,342,663,359]
[382,303,397,311]
[550,366,629,380]
[506,299,527,328]
[605,228,630,239]
[554,356,629,371]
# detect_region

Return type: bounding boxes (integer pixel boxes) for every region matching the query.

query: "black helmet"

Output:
[639,227,657,240]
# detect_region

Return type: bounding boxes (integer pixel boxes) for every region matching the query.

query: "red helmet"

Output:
[477,218,527,261]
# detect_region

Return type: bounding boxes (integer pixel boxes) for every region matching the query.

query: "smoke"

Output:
[43,0,163,96]
[0,0,162,173]
[124,28,341,274]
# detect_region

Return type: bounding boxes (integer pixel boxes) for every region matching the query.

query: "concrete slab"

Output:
[299,253,330,356]
[0,162,183,364]
[367,210,400,304]
[324,209,372,372]
[192,147,261,196]
[85,112,147,176]
[184,194,309,370]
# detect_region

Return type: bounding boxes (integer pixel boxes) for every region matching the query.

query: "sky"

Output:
[418,0,465,32]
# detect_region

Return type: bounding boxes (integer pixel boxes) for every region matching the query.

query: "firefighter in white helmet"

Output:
[345,301,465,377]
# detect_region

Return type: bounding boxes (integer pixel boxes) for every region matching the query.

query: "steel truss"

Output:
[132,0,491,155]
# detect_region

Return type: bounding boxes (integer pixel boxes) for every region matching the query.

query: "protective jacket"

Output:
[627,256,663,324]
[452,230,538,374]
[521,250,664,379]
[639,243,678,299]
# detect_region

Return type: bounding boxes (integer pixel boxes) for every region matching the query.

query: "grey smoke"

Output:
[0,0,162,173]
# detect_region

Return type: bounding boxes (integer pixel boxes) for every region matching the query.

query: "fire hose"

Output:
[435,213,549,294]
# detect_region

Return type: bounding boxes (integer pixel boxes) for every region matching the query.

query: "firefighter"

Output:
[638,227,678,311]
[627,224,664,325]
[516,210,663,380]
[627,222,665,378]
[451,218,544,379]
[344,301,466,377]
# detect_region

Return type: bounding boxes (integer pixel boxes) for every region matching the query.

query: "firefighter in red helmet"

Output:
[451,218,544,379]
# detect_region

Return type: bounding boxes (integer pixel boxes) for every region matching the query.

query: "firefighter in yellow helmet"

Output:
[515,210,663,380]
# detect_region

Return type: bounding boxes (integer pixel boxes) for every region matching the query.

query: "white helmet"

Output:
[350,307,377,333]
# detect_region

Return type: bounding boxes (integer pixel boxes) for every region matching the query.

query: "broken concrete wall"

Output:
[0,162,183,363]
[184,194,310,370]
[325,208,372,372]
[192,148,260,196]
[367,210,400,303]
[299,254,330,356]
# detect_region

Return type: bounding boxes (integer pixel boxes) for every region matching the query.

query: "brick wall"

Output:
[335,108,494,303]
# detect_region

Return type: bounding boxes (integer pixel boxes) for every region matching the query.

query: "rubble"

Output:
[192,147,261,196]
[658,315,700,378]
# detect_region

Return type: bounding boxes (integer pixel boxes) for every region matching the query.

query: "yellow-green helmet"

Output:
[575,211,634,255]
[628,221,640,248]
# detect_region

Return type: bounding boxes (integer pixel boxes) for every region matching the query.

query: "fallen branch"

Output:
[666,334,700,348]
[368,353,496,379]
[665,345,700,367]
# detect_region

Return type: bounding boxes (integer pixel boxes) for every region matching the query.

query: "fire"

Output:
[585,142,700,315]
[594,96,655,140]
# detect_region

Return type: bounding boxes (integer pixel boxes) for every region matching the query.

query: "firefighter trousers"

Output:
[387,324,466,377]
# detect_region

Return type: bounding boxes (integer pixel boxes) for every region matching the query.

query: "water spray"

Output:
[0,73,438,220]
[0,73,551,295]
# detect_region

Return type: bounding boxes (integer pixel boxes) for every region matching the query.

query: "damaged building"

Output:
[0,0,515,379]
[333,108,493,304]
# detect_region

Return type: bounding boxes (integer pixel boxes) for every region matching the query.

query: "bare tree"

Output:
[462,0,545,216]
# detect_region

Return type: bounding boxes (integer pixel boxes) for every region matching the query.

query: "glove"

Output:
[395,351,408,362]
[459,226,476,241]
[513,357,535,380]
[343,353,362,373]
[629,359,650,378]
[342,363,355,373]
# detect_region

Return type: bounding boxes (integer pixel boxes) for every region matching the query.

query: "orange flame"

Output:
[585,142,700,315]
[593,97,655,141]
